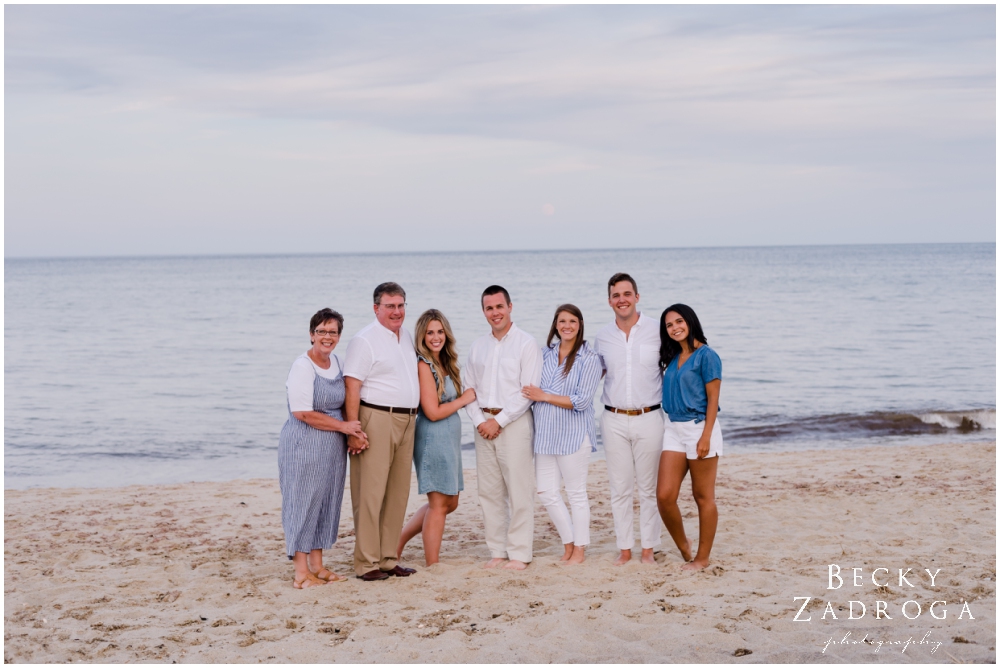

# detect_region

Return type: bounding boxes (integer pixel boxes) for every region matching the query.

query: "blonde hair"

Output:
[414,309,463,399]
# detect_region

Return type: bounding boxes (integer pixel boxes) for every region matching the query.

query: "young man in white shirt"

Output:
[464,285,542,570]
[343,282,421,581]
[592,273,663,565]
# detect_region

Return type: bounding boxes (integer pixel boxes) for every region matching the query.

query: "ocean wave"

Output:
[725,408,995,444]
[917,409,996,431]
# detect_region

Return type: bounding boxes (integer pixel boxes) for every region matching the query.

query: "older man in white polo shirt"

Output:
[343,282,420,581]
[464,285,542,570]
[593,273,663,566]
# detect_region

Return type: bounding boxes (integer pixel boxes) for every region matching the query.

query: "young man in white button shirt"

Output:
[343,282,421,581]
[593,273,663,565]
[464,285,542,570]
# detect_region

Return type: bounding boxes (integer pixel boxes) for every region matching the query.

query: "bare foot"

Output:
[314,568,347,582]
[293,573,327,589]
[503,560,528,571]
[483,557,506,569]
[679,539,693,562]
[681,559,709,571]
[567,546,585,565]
[640,548,656,565]
[559,544,574,562]
[613,549,632,566]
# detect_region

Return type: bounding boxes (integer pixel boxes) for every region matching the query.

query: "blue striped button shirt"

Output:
[531,342,603,455]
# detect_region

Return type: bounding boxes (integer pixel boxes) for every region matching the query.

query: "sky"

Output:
[4,4,996,258]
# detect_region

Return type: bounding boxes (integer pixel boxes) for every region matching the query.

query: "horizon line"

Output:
[4,240,995,263]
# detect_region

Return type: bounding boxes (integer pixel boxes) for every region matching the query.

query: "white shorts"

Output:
[661,417,723,459]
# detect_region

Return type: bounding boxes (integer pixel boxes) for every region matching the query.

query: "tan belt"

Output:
[481,407,503,416]
[604,404,661,416]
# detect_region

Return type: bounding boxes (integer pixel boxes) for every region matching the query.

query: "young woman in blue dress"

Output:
[655,304,723,571]
[396,309,477,566]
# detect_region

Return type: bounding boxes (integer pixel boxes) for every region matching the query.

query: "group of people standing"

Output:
[276,274,723,588]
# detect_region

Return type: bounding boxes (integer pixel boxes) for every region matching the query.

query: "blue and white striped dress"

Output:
[532,342,603,455]
[277,354,348,559]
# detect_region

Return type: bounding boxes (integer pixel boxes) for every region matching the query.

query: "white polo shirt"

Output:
[593,312,662,410]
[343,319,420,409]
[464,323,542,428]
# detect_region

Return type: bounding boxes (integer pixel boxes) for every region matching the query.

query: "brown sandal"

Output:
[314,568,347,583]
[293,576,326,589]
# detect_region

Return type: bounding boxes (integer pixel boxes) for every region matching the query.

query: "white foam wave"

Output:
[918,409,996,430]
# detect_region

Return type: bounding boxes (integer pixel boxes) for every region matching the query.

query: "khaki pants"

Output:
[350,406,415,575]
[474,412,535,563]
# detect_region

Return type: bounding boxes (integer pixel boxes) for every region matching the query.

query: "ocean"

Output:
[4,243,995,489]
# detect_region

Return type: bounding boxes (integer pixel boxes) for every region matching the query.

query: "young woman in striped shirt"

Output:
[522,304,603,564]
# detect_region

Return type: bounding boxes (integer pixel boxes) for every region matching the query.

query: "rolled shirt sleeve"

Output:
[698,347,722,384]
[568,351,603,412]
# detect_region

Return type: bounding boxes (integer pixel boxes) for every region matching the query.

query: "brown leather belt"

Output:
[604,404,661,416]
[360,400,418,416]
[481,407,503,416]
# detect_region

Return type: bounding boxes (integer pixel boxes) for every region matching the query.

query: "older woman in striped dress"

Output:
[521,304,603,564]
[278,308,368,588]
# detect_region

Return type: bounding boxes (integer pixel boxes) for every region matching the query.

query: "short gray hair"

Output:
[373,282,406,304]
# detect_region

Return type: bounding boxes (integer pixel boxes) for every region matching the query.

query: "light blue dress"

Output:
[413,355,464,496]
[277,356,348,559]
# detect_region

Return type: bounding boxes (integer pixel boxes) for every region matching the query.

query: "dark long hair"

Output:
[658,303,707,372]
[546,304,585,376]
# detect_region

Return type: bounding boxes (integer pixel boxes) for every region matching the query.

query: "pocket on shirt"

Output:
[639,344,660,367]
[500,357,521,384]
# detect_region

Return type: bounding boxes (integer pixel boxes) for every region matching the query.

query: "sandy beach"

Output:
[4,442,995,663]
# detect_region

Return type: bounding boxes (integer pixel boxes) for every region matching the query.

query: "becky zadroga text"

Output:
[792,564,977,622]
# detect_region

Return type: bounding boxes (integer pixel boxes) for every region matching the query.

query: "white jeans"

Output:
[535,436,592,547]
[600,410,663,551]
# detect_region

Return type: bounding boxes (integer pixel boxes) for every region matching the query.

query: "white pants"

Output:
[600,410,663,551]
[474,412,535,563]
[535,437,592,547]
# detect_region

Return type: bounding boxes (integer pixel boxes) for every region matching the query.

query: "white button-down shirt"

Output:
[464,323,542,428]
[593,312,662,409]
[343,319,420,408]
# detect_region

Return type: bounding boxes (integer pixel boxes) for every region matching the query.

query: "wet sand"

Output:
[3,441,995,663]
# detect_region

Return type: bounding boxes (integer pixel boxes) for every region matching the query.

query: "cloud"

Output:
[3,5,995,256]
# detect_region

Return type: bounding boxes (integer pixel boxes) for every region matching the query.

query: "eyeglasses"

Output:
[377,303,407,311]
[314,329,340,337]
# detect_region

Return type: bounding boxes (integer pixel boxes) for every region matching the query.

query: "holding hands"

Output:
[340,420,367,441]
[477,418,501,440]
[346,428,369,455]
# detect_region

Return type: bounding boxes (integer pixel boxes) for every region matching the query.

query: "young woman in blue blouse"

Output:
[656,303,723,571]
[522,304,603,565]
